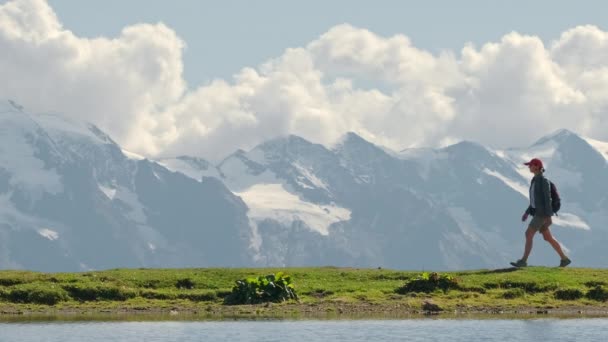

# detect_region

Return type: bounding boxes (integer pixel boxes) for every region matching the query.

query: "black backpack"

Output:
[549,181,561,214]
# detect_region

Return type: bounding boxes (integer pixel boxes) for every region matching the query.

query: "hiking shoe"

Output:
[510,259,527,267]
[559,258,572,268]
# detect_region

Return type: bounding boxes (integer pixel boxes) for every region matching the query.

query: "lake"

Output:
[1,318,607,341]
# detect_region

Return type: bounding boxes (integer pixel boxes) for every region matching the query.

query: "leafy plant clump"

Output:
[395,272,459,294]
[62,284,137,302]
[1,284,69,305]
[586,286,608,302]
[502,288,526,299]
[498,281,555,293]
[175,278,195,289]
[554,288,584,300]
[224,272,298,305]
[458,286,487,294]
[584,281,607,288]
[0,278,24,287]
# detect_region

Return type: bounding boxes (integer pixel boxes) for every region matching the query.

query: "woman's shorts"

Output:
[530,215,551,232]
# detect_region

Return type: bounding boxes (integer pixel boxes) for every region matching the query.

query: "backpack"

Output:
[549,181,561,214]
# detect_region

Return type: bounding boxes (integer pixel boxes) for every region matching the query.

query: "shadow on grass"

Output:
[473,268,520,275]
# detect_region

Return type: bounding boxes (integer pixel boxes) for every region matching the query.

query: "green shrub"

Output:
[395,272,459,294]
[62,284,137,301]
[0,278,24,287]
[139,280,162,289]
[1,284,69,305]
[372,274,410,281]
[482,282,499,289]
[459,286,487,294]
[140,289,217,302]
[304,289,335,298]
[586,286,608,302]
[177,290,217,302]
[584,281,607,288]
[175,278,195,289]
[502,288,526,299]
[554,288,584,300]
[139,290,177,300]
[498,281,555,293]
[215,289,232,298]
[224,272,298,305]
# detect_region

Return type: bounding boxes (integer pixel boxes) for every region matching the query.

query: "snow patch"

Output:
[483,168,528,197]
[98,184,117,200]
[292,162,328,191]
[355,174,371,184]
[444,207,498,268]
[34,114,111,146]
[38,228,59,241]
[121,149,146,160]
[114,186,147,224]
[0,115,64,196]
[236,183,350,235]
[494,150,507,159]
[0,196,63,240]
[583,136,608,162]
[136,225,167,252]
[447,207,485,244]
[159,158,220,181]
[247,219,265,262]
[219,155,278,191]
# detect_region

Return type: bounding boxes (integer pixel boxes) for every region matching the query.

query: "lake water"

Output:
[1,318,607,341]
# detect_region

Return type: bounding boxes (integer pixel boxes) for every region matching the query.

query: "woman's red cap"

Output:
[524,158,543,168]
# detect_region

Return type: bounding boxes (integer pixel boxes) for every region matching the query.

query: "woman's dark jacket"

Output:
[525,173,553,217]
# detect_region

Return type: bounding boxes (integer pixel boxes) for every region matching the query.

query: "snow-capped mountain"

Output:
[175,130,606,270]
[0,100,252,271]
[1,99,607,271]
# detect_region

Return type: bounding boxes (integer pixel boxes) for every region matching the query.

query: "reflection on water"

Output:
[1,311,608,323]
[1,318,608,342]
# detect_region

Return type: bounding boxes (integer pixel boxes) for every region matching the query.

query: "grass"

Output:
[0,267,607,317]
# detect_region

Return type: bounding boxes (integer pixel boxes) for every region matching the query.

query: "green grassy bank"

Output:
[1,267,607,318]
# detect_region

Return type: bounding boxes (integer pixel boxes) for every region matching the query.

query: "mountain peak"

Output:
[339,131,367,143]
[442,140,489,154]
[533,129,580,146]
[332,131,376,151]
[255,134,313,150]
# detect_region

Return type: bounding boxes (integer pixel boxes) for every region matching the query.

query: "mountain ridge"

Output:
[1,100,606,271]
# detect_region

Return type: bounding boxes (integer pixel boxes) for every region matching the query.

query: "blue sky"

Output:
[2,0,608,160]
[46,0,606,87]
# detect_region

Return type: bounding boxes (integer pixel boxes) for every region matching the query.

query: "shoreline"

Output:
[2,302,608,321]
[2,267,608,321]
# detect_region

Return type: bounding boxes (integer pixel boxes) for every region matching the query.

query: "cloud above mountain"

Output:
[2,0,608,160]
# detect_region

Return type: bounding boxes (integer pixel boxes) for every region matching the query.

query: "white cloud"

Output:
[2,0,608,162]
[0,0,185,156]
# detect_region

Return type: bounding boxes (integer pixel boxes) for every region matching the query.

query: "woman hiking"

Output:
[510,158,572,268]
